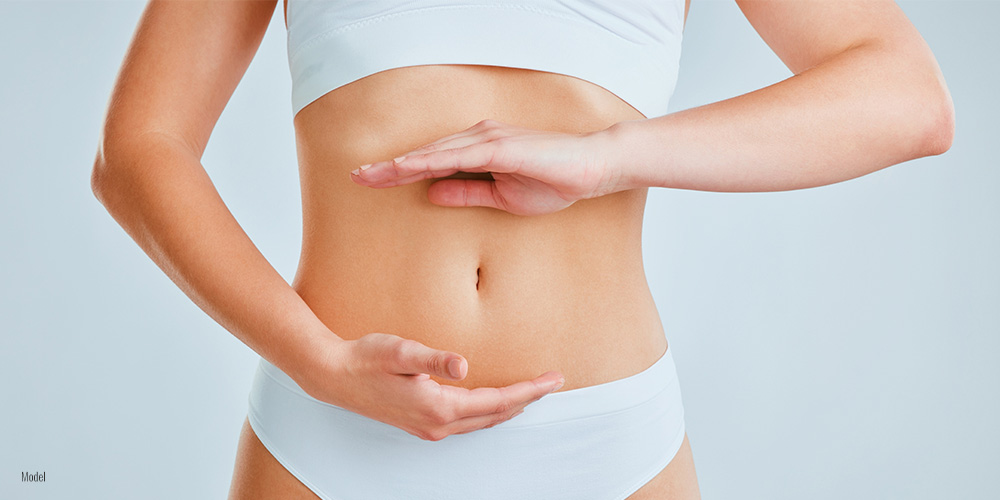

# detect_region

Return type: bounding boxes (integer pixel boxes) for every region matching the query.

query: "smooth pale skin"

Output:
[91,0,951,498]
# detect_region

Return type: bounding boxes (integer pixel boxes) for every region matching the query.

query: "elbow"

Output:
[91,156,106,204]
[91,143,131,211]
[90,151,114,207]
[90,126,115,204]
[91,126,142,205]
[90,131,143,208]
[91,157,105,200]
[883,44,956,161]
[919,86,955,157]
[906,59,955,157]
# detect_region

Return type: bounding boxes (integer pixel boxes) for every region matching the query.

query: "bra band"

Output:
[286,1,685,118]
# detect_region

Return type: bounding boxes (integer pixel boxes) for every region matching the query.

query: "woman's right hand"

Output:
[297,332,565,441]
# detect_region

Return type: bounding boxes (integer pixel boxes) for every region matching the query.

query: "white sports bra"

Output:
[285,0,685,119]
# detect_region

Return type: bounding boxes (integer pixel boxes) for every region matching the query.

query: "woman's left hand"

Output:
[349,119,621,216]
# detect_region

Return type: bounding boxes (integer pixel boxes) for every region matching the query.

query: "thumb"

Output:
[395,340,467,380]
[426,179,504,211]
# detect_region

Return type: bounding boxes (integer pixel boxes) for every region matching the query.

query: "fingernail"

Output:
[350,168,361,176]
[393,155,406,164]
[550,378,565,393]
[448,358,462,378]
[359,163,373,171]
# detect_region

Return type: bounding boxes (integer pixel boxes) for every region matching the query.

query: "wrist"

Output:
[590,118,646,195]
[282,324,350,395]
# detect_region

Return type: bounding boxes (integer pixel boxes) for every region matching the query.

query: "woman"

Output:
[91,0,953,498]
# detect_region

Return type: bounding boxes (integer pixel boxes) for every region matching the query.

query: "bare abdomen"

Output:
[290,64,667,391]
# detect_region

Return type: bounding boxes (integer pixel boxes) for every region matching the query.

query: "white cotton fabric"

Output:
[248,347,686,500]
[285,0,686,118]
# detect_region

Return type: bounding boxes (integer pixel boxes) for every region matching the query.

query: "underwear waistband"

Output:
[257,346,679,429]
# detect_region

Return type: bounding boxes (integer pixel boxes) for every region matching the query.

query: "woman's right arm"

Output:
[91,0,562,441]
[91,0,330,386]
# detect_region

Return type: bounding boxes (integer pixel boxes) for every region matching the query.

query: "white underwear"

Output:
[247,346,686,499]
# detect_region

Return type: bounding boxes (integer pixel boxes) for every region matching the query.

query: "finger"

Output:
[350,122,494,182]
[353,167,463,188]
[391,340,468,380]
[448,371,564,418]
[426,179,507,211]
[351,152,491,184]
[357,142,501,184]
[445,407,527,436]
[400,143,509,176]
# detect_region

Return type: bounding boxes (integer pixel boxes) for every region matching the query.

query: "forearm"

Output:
[91,133,339,383]
[606,40,954,193]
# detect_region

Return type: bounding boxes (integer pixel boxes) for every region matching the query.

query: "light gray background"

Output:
[2,1,996,498]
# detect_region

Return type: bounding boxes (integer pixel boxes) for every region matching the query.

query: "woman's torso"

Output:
[287,3,676,392]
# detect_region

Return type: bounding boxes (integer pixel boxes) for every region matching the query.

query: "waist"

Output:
[292,219,667,391]
[289,64,666,391]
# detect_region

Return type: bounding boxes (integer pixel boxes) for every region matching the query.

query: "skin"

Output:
[91,0,951,498]
[357,0,954,212]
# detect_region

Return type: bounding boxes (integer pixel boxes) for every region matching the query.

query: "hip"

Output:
[246,343,685,499]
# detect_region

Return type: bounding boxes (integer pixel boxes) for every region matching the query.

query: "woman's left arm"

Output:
[609,0,954,193]
[351,1,954,214]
